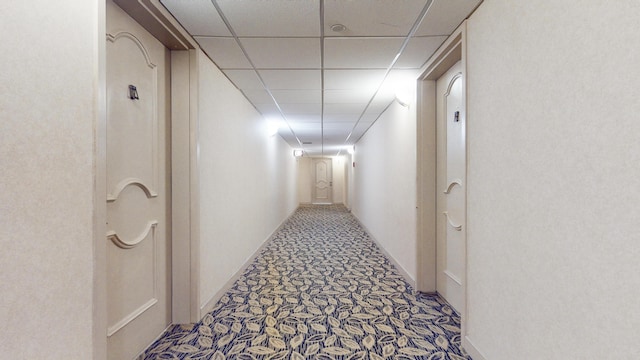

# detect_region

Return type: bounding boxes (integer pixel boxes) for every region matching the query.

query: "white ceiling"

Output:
[160,0,481,156]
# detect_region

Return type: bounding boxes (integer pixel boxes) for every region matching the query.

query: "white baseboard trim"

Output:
[464,335,487,360]
[351,213,417,291]
[198,207,297,318]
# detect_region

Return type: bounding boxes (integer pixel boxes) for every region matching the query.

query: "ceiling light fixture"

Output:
[330,24,346,32]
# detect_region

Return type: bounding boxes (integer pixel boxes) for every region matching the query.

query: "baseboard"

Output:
[463,335,487,360]
[351,213,417,291]
[198,207,297,317]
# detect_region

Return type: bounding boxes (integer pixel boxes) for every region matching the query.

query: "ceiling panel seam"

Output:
[340,0,436,152]
[320,0,325,156]
[210,0,303,148]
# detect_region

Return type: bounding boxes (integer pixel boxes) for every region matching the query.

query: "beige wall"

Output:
[351,99,418,285]
[332,156,347,204]
[0,1,101,358]
[195,50,298,312]
[297,157,312,203]
[465,1,640,358]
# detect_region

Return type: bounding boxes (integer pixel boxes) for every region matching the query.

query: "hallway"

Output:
[142,205,468,359]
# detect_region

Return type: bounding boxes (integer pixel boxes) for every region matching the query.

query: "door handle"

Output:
[330,181,333,186]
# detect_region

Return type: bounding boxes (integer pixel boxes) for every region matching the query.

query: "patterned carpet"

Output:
[142,205,470,360]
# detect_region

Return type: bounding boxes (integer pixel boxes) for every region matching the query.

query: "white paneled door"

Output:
[436,61,466,313]
[106,1,170,359]
[312,158,333,204]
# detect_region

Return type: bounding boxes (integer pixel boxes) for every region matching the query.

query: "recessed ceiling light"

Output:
[330,24,346,33]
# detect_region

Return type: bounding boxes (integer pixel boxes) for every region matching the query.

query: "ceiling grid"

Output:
[319,0,325,156]
[160,0,483,156]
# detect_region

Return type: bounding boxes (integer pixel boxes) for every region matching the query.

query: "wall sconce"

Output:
[266,118,281,137]
[394,91,410,108]
[293,149,303,157]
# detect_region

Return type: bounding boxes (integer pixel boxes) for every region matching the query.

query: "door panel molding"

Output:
[107,298,158,337]
[107,178,157,201]
[107,220,157,249]
[106,219,159,337]
[107,31,156,69]
[106,30,159,201]
[443,179,462,194]
[442,211,462,231]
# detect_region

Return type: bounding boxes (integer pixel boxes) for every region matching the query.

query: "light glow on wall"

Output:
[266,118,282,137]
[346,145,355,155]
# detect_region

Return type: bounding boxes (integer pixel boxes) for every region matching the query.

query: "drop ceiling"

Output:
[160,0,481,156]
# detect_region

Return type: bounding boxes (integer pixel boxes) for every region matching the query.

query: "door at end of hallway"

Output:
[312,158,333,204]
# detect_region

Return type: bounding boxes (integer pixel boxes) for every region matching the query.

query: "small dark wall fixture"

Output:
[129,85,139,100]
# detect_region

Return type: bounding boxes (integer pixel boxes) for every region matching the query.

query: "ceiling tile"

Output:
[324,103,367,115]
[271,90,321,104]
[367,98,394,114]
[395,36,448,68]
[324,69,387,90]
[160,0,230,36]
[195,37,252,69]
[352,120,377,140]
[216,0,320,37]
[324,38,404,69]
[377,69,421,99]
[223,70,263,89]
[323,114,361,123]
[324,122,356,133]
[291,122,321,131]
[242,89,274,104]
[259,70,321,89]
[324,146,348,157]
[303,147,324,156]
[324,0,428,37]
[416,0,482,36]
[285,114,321,123]
[253,102,279,114]
[279,103,322,114]
[360,112,381,124]
[278,131,301,148]
[241,38,321,69]
[324,89,375,103]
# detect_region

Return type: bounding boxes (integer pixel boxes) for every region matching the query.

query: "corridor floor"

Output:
[142,205,470,359]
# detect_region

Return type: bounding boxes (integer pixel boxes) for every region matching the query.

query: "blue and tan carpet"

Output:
[142,205,470,359]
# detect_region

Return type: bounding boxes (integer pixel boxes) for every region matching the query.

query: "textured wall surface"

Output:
[196,50,298,310]
[0,1,100,357]
[352,99,418,283]
[466,1,640,358]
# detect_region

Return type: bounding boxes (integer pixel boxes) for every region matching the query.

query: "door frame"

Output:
[95,1,200,359]
[416,21,481,359]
